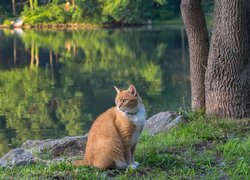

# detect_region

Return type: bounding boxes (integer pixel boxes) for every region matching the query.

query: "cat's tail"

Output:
[73,159,87,167]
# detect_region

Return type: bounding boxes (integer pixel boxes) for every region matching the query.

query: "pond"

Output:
[0,25,190,157]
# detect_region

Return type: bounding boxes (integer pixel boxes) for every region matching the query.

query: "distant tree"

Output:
[0,1,12,15]
[181,0,250,118]
[29,0,38,9]
[12,0,16,15]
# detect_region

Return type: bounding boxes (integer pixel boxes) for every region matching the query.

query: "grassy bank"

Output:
[0,112,249,179]
[152,15,212,28]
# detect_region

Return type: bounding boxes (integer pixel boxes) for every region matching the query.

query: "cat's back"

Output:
[89,107,117,131]
[86,107,124,144]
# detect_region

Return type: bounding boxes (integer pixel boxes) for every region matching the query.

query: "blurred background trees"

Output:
[0,0,214,25]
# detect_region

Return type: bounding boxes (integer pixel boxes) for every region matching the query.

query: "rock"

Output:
[13,18,24,27]
[144,111,186,135]
[0,148,33,167]
[0,135,88,167]
[22,135,88,158]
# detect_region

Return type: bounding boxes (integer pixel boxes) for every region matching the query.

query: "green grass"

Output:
[152,17,184,27]
[0,112,249,179]
[152,15,213,28]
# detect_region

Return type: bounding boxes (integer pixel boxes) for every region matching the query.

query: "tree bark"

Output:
[29,0,33,9]
[181,0,209,111]
[245,0,250,117]
[205,0,250,118]
[72,0,76,8]
[12,0,16,16]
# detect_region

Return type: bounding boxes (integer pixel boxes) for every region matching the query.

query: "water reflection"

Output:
[0,26,190,156]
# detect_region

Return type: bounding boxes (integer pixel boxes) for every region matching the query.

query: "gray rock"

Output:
[144,111,186,135]
[0,148,33,167]
[0,135,88,167]
[22,135,88,158]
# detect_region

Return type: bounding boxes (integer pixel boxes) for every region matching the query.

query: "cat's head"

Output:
[114,84,142,115]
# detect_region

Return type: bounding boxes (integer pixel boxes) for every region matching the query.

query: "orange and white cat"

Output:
[73,84,146,170]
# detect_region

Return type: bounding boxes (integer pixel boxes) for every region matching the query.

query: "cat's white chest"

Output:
[129,105,146,146]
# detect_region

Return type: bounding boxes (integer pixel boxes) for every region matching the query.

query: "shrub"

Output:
[3,19,12,26]
[21,4,70,25]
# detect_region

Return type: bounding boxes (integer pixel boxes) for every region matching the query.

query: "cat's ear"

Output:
[128,84,137,96]
[113,86,121,94]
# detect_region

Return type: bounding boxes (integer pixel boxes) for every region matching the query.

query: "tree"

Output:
[181,0,250,118]
[12,0,16,16]
[29,0,38,10]
[180,0,209,111]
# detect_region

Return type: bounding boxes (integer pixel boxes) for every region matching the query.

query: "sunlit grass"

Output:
[0,112,249,179]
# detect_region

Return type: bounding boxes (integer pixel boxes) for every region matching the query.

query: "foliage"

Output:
[0,115,249,178]
[76,0,101,23]
[1,0,213,25]
[202,0,214,15]
[2,19,11,26]
[19,0,179,25]
[21,4,75,24]
[102,0,152,24]
[0,1,13,16]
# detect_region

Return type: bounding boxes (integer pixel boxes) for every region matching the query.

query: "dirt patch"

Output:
[157,141,214,155]
[192,141,214,152]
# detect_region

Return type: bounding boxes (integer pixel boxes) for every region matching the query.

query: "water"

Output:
[0,25,190,157]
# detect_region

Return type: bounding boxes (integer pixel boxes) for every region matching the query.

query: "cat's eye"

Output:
[122,99,128,103]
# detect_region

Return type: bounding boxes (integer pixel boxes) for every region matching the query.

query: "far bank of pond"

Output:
[0,23,100,30]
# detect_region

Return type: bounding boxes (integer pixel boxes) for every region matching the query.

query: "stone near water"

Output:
[22,135,88,158]
[0,135,88,167]
[144,111,186,135]
[0,148,33,167]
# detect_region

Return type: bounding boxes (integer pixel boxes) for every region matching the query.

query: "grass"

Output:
[152,17,184,27]
[0,112,249,179]
[152,15,213,28]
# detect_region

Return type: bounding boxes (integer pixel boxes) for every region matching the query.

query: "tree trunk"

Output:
[30,0,33,9]
[12,0,16,16]
[245,0,250,117]
[246,0,250,54]
[72,0,76,8]
[34,0,38,9]
[181,0,209,111]
[205,0,250,118]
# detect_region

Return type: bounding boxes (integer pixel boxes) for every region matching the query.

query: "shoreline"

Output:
[0,22,148,30]
[0,23,102,30]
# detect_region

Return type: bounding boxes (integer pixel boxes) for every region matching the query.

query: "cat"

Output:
[73,84,146,170]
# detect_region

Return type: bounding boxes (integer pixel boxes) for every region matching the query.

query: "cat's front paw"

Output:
[133,161,139,167]
[127,164,137,170]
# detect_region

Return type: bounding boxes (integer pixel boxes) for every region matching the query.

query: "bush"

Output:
[21,4,68,24]
[20,3,83,25]
[3,19,12,26]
